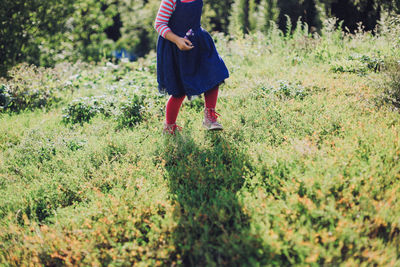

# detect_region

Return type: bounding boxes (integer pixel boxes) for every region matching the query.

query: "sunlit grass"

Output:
[0,23,400,265]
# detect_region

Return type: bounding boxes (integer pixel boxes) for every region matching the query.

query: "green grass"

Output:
[0,22,400,266]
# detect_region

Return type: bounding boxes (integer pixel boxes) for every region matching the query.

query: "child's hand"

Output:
[175,37,194,51]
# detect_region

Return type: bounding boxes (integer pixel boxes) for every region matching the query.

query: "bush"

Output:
[115,94,147,128]
[0,84,11,111]
[117,0,160,57]
[62,93,148,128]
[331,53,384,76]
[62,95,117,125]
[350,54,384,72]
[1,63,73,112]
[0,0,118,76]
[262,80,309,100]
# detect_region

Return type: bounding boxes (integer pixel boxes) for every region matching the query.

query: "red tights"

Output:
[165,86,219,124]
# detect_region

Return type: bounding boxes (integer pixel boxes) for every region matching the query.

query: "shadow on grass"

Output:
[159,132,266,266]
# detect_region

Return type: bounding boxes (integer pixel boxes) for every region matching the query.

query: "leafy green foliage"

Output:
[38,0,117,66]
[267,81,307,100]
[229,0,249,36]
[62,95,117,125]
[202,0,234,33]
[0,0,74,76]
[115,94,147,128]
[278,0,322,33]
[1,63,73,112]
[116,0,160,57]
[254,0,280,33]
[318,0,397,31]
[331,54,384,75]
[0,85,11,111]
[0,0,116,76]
[62,94,148,128]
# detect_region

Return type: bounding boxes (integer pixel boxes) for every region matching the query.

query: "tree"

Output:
[229,0,250,36]
[116,0,160,57]
[202,0,234,33]
[40,0,117,65]
[0,0,117,77]
[254,0,280,33]
[317,0,400,32]
[0,0,74,76]
[276,0,322,33]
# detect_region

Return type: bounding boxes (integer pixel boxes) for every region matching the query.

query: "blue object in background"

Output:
[111,48,137,62]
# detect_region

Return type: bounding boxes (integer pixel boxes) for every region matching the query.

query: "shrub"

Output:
[331,53,384,76]
[1,63,73,112]
[115,94,147,128]
[264,80,309,100]
[62,93,148,128]
[349,54,384,72]
[0,84,11,111]
[62,95,117,125]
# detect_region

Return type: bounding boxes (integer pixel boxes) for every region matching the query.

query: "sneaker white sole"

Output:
[202,122,223,131]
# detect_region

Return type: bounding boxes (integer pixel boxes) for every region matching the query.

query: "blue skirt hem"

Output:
[158,77,228,101]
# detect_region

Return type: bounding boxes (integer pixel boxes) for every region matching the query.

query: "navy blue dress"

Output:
[156,0,229,100]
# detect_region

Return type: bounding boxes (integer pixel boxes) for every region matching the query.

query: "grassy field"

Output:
[1,19,400,266]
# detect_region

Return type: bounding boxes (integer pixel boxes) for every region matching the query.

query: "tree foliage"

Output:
[0,0,73,76]
[0,0,116,77]
[202,0,234,33]
[41,0,117,66]
[117,0,160,57]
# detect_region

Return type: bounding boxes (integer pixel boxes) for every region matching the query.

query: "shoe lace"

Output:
[206,108,220,123]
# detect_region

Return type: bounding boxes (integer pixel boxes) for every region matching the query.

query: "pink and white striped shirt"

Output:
[154,0,196,38]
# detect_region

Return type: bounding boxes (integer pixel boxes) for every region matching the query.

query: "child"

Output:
[154,0,230,135]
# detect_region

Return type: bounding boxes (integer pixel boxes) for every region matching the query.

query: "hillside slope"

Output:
[1,26,400,266]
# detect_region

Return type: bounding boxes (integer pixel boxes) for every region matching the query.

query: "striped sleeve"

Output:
[154,0,176,38]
